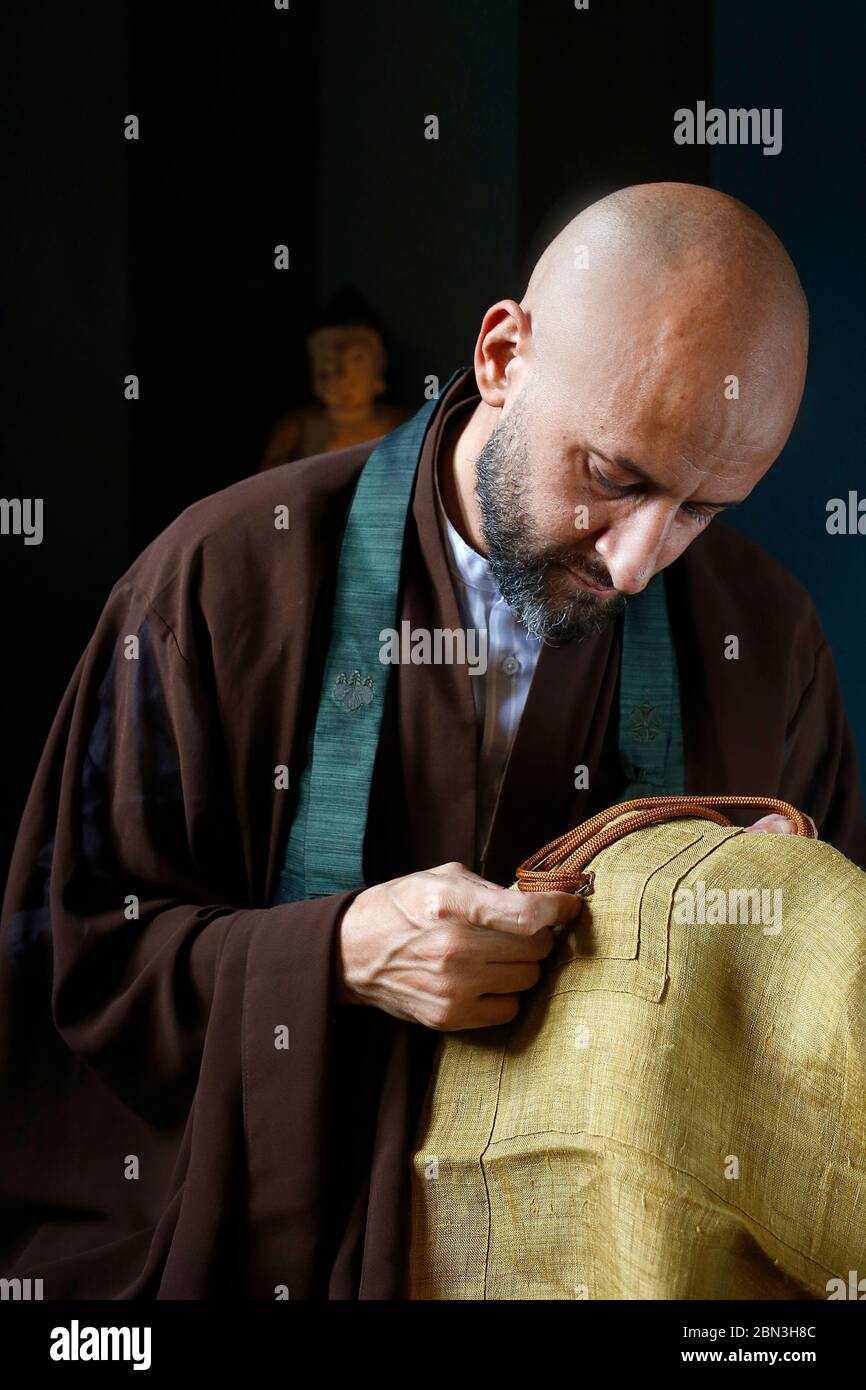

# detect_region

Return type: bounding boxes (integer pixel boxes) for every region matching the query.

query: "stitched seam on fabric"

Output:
[479,1044,509,1301]
[636,828,744,998]
[548,981,653,1000]
[544,831,736,1001]
[544,833,750,1008]
[481,1126,838,1277]
[544,831,709,979]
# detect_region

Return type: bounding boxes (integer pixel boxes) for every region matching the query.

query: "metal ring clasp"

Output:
[575,871,596,898]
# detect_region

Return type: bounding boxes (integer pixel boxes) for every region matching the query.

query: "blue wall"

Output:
[712,0,866,789]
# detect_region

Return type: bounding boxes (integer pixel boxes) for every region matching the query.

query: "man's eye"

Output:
[681,503,716,526]
[590,465,630,495]
[591,462,718,525]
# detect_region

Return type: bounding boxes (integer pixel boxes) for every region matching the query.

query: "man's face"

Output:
[475,392,628,642]
[475,332,795,644]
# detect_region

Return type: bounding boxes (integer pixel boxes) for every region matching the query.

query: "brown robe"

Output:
[1,367,864,1300]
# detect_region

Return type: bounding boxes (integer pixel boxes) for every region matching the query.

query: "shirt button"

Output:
[501,654,521,676]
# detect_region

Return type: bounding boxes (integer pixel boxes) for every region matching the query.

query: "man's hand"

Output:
[335,862,581,1031]
[744,813,818,836]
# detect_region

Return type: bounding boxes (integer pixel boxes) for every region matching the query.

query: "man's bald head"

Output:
[522,182,808,365]
[448,182,810,642]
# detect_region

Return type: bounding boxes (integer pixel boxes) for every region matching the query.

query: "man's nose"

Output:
[594,503,677,595]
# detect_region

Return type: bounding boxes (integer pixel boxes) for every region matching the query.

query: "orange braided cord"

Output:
[515,795,815,894]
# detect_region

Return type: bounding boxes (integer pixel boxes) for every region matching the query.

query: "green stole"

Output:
[272,372,683,905]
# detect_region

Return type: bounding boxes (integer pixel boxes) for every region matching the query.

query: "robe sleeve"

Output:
[779,621,866,869]
[1,573,364,1296]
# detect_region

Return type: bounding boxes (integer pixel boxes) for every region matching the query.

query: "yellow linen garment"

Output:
[407,817,866,1299]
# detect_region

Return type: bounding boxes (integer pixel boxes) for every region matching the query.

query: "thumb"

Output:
[744,814,795,835]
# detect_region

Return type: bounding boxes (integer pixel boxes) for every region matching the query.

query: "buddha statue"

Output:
[260,294,407,469]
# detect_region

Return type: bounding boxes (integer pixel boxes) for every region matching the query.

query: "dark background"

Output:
[1,0,863,882]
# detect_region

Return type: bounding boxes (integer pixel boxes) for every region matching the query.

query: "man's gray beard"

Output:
[474,403,627,645]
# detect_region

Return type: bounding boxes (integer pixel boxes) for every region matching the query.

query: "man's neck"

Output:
[437,397,499,556]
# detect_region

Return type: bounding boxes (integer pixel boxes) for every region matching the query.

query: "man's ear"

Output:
[473,299,531,408]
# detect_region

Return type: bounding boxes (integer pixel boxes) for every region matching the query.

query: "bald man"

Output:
[2,184,864,1301]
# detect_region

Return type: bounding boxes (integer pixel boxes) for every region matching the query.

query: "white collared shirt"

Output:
[434,476,544,870]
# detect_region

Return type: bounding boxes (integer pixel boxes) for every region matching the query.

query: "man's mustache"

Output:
[545,550,618,592]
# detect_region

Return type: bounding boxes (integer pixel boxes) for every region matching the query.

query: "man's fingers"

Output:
[743,813,819,836]
[463,994,522,1030]
[477,961,542,994]
[744,814,795,835]
[468,925,556,962]
[466,880,583,935]
[425,861,582,934]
